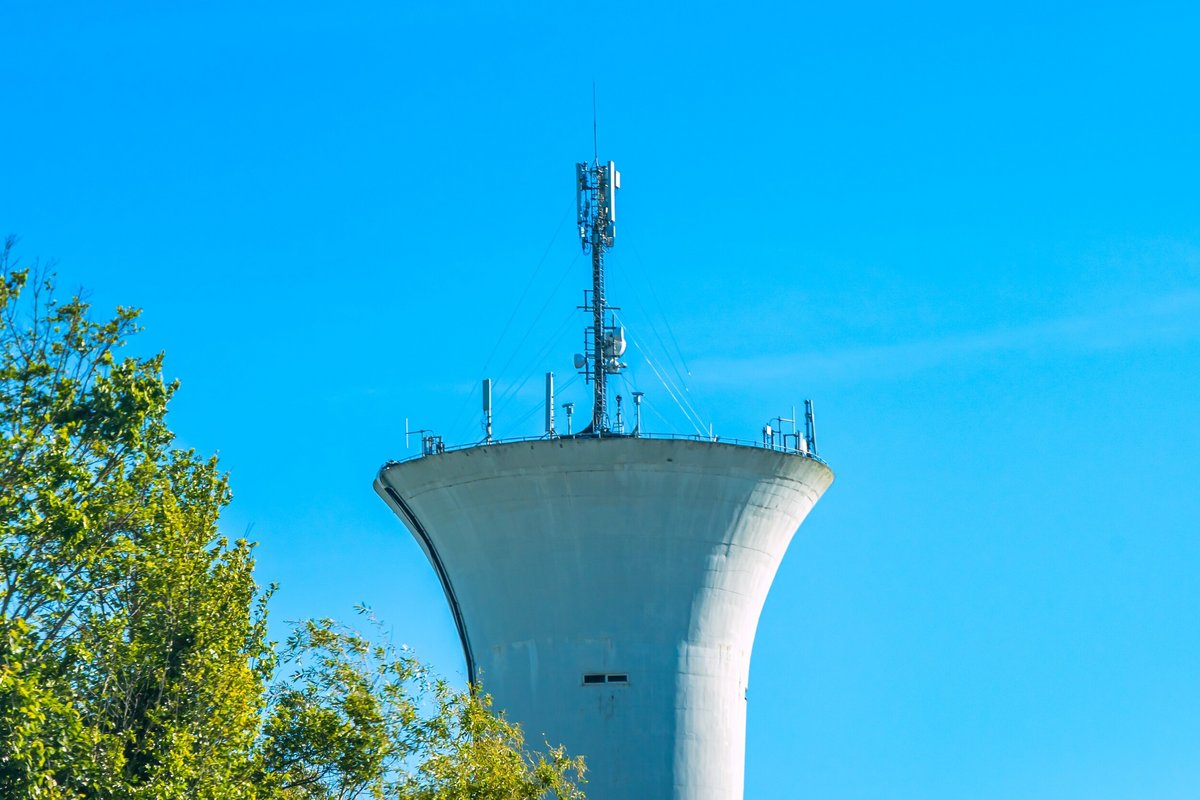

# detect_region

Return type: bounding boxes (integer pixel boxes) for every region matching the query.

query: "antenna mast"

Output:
[576,158,624,431]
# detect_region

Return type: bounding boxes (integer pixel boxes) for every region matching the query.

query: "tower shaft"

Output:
[577,160,619,431]
[591,205,607,429]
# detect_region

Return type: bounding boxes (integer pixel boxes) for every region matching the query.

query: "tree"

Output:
[0,238,585,799]
[261,616,584,800]
[0,236,272,798]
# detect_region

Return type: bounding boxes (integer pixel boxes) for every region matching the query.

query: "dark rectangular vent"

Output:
[583,672,629,685]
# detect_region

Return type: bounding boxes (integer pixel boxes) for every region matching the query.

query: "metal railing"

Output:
[382,430,828,469]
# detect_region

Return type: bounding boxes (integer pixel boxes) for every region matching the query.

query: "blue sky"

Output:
[4,1,1199,797]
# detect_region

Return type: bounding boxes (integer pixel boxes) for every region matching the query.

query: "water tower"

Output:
[375,159,833,800]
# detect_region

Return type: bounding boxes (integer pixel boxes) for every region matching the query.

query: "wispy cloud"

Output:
[687,290,1200,387]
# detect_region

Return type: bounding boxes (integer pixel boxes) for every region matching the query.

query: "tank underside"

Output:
[375,436,833,800]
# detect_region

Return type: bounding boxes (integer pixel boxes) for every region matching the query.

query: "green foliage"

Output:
[0,239,586,800]
[262,616,585,800]
[0,237,272,798]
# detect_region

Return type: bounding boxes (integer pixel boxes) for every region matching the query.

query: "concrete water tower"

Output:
[375,158,833,800]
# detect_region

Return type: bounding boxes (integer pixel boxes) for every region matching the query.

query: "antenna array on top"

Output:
[574,160,624,432]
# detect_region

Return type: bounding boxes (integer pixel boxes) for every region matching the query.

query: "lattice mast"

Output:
[576,160,625,431]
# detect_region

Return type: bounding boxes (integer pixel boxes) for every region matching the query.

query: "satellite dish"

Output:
[573,353,586,369]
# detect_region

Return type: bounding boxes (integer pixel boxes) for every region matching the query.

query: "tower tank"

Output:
[375,159,833,800]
